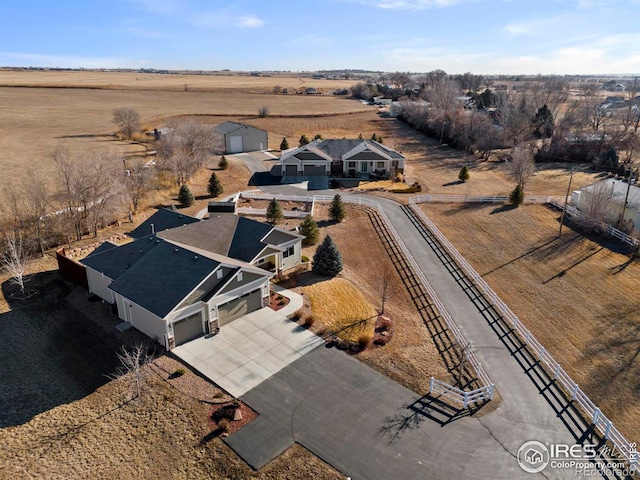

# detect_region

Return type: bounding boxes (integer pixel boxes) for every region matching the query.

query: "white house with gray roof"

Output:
[81,209,304,349]
[278,138,405,178]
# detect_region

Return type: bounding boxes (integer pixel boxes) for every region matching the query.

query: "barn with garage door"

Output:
[214,121,268,154]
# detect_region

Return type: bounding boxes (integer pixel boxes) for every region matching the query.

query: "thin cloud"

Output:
[238,15,264,28]
[0,52,141,69]
[341,0,462,10]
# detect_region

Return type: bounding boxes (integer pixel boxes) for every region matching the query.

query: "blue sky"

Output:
[1,0,639,74]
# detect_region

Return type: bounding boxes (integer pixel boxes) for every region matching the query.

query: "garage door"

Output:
[303,165,326,176]
[218,289,263,327]
[173,312,204,346]
[284,165,297,176]
[229,135,243,153]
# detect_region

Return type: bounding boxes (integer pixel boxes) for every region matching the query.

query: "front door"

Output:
[361,161,368,173]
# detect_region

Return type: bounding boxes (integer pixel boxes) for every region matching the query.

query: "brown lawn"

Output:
[421,202,640,442]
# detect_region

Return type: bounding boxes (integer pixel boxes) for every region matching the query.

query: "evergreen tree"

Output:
[312,235,343,277]
[329,194,346,222]
[218,156,229,170]
[168,204,177,211]
[371,133,378,142]
[532,104,555,138]
[299,214,319,246]
[266,198,284,224]
[299,134,310,146]
[178,185,194,207]
[458,166,470,183]
[280,137,289,150]
[314,133,323,140]
[358,133,364,140]
[207,172,223,197]
[509,184,524,206]
[378,136,383,144]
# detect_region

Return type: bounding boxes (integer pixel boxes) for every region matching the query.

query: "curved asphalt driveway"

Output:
[224,187,606,479]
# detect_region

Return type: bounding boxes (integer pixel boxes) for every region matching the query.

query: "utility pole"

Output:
[558,168,575,238]
[618,171,636,230]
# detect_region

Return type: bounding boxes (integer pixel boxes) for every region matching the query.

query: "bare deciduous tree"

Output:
[124,160,153,213]
[112,107,141,140]
[257,105,270,118]
[581,180,614,224]
[109,343,154,400]
[508,146,535,190]
[378,266,399,314]
[23,171,51,256]
[497,92,535,150]
[1,231,29,295]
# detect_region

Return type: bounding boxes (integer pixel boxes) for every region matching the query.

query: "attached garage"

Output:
[173,311,204,346]
[303,165,327,176]
[284,164,298,176]
[229,136,243,153]
[218,288,263,326]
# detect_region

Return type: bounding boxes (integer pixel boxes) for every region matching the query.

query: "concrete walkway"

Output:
[173,289,321,397]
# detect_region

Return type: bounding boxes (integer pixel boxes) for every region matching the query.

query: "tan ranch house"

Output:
[278,138,405,178]
[82,209,303,350]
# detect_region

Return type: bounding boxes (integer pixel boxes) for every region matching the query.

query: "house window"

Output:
[283,246,295,258]
[376,162,385,169]
[237,272,243,282]
[216,269,223,279]
[348,161,356,168]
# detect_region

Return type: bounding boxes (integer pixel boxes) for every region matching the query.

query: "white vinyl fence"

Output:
[408,199,638,470]
[239,192,316,217]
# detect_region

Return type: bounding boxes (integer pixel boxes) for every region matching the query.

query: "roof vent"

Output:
[174,248,179,253]
[139,249,143,254]
[193,255,199,261]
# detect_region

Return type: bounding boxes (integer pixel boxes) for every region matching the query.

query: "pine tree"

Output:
[280,137,289,150]
[458,166,470,183]
[178,185,194,207]
[266,198,284,224]
[312,235,343,277]
[509,184,524,206]
[358,133,364,140]
[299,134,310,146]
[218,156,229,170]
[314,133,323,140]
[299,214,319,246]
[371,133,378,142]
[329,194,346,222]
[378,136,383,144]
[532,104,555,139]
[207,172,223,197]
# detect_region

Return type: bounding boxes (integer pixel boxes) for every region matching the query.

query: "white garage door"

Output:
[218,289,263,326]
[173,312,204,346]
[229,135,243,153]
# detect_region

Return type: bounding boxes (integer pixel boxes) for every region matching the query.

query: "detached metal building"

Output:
[214,121,268,154]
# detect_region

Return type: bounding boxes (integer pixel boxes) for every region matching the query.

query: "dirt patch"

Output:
[422,202,640,442]
[268,290,290,311]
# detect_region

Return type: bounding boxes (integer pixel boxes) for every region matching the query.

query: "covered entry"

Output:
[173,311,204,346]
[218,289,263,326]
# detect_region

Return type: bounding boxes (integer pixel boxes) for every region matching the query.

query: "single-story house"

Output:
[82,209,304,349]
[278,138,406,178]
[572,178,640,234]
[213,121,268,154]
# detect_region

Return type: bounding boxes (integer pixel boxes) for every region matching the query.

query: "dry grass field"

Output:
[421,202,640,442]
[0,70,356,93]
[300,204,449,393]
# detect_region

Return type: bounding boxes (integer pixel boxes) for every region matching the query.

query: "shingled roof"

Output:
[129,208,200,240]
[81,235,161,281]
[108,239,221,318]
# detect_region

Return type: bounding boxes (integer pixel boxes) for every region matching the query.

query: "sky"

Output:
[1,0,639,75]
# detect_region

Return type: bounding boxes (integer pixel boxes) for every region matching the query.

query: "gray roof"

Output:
[81,235,161,280]
[583,178,640,210]
[108,239,221,318]
[129,208,200,240]
[213,121,264,135]
[158,214,275,263]
[284,139,405,163]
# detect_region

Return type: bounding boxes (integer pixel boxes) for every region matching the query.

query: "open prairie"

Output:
[422,202,640,442]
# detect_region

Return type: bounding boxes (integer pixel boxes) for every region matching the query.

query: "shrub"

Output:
[299,134,310,146]
[218,156,229,170]
[302,313,316,328]
[358,332,373,350]
[178,185,195,207]
[290,308,304,320]
[509,184,524,205]
[458,166,470,183]
[301,255,309,262]
[173,368,186,377]
[280,137,289,150]
[217,418,230,432]
[258,106,270,118]
[314,133,323,140]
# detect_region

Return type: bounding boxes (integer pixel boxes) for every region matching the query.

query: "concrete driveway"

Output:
[172,289,323,397]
